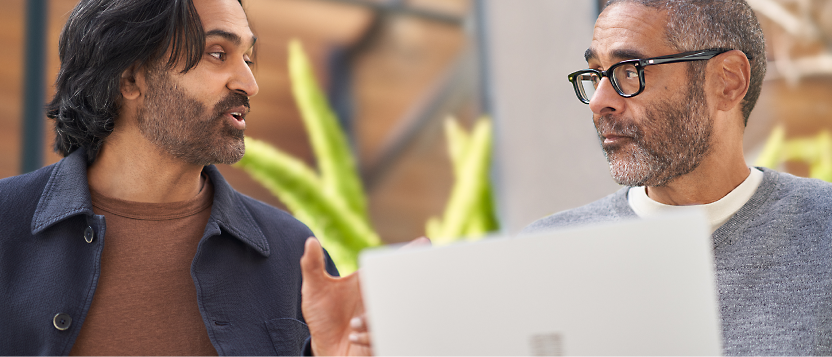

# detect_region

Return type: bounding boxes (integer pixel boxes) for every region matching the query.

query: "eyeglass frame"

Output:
[567,48,752,104]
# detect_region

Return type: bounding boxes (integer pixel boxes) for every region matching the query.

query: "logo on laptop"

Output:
[530,332,563,356]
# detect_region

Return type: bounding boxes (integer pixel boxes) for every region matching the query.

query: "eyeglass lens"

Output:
[612,63,640,95]
[576,63,641,102]
[577,73,599,102]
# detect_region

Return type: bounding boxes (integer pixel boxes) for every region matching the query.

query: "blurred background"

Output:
[3,0,832,243]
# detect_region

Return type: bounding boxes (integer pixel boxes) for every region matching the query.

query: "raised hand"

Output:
[300,238,372,356]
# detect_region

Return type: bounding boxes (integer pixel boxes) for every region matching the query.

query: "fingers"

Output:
[300,237,329,282]
[348,315,372,347]
[401,236,432,250]
[350,316,367,332]
[349,315,371,346]
[348,332,372,347]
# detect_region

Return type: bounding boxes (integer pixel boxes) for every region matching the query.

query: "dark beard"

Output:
[136,68,249,166]
[596,76,712,187]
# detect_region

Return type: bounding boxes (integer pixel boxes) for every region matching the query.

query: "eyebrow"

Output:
[205,29,257,49]
[584,47,647,63]
[611,49,645,61]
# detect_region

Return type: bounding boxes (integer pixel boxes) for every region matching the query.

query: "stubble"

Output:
[597,76,712,187]
[136,67,249,166]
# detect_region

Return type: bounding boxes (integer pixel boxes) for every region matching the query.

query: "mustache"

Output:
[212,91,251,118]
[596,114,642,140]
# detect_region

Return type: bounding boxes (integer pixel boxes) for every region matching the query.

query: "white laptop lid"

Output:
[359,210,722,355]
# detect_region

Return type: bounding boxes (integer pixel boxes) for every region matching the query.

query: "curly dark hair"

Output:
[46,0,242,163]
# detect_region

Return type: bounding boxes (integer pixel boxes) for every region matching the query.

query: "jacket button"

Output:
[84,226,94,243]
[53,313,72,330]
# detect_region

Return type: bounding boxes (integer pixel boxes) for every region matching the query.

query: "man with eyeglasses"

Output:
[524,0,832,355]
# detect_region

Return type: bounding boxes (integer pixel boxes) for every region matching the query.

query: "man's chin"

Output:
[188,136,245,166]
[211,141,245,165]
[609,165,678,187]
[220,152,245,165]
[610,171,649,187]
[607,156,656,187]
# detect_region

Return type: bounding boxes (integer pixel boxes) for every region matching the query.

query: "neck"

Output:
[646,148,749,206]
[87,125,205,203]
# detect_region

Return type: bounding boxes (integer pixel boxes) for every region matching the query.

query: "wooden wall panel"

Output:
[1,0,470,243]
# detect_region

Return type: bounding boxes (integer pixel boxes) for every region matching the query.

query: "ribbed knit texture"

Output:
[523,168,832,355]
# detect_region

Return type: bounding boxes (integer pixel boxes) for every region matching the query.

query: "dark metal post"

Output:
[473,0,493,118]
[21,0,48,173]
[473,0,508,234]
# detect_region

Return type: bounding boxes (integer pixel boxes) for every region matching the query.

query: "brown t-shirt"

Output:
[70,177,218,356]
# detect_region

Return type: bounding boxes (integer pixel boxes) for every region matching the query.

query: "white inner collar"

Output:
[628,167,764,233]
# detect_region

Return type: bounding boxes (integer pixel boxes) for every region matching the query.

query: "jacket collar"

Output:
[31,148,95,234]
[31,148,270,257]
[203,165,270,257]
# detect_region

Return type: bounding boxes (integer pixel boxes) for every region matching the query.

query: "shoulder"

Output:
[206,168,340,274]
[761,168,832,210]
[0,163,55,194]
[221,185,316,253]
[717,168,832,240]
[237,193,313,238]
[204,165,314,242]
[0,163,56,213]
[233,192,339,275]
[522,187,633,234]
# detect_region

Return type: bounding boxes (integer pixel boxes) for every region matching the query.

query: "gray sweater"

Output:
[524,168,832,355]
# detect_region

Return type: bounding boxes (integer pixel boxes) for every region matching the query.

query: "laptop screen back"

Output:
[359,211,722,355]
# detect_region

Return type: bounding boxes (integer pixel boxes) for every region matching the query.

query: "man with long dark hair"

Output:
[0,0,365,354]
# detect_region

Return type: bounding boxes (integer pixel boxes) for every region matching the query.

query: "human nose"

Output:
[588,76,624,116]
[228,58,259,97]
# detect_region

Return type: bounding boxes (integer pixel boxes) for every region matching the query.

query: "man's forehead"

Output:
[205,28,257,49]
[586,3,668,64]
[194,0,255,47]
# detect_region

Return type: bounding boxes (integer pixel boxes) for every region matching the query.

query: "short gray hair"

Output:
[605,0,766,126]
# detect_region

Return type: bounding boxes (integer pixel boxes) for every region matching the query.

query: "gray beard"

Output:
[597,80,712,187]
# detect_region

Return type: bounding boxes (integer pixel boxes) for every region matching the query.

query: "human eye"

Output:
[206,44,227,61]
[208,51,226,61]
[614,64,638,81]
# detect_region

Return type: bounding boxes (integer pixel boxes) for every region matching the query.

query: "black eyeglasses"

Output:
[567,49,748,104]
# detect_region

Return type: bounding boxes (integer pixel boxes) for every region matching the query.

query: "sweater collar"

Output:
[711,167,779,245]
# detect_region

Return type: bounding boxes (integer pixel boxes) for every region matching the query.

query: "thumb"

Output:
[301,237,328,283]
[402,236,432,250]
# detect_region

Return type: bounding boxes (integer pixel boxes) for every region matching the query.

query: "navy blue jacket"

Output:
[0,148,338,355]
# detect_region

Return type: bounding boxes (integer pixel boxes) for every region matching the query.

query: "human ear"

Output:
[119,64,144,101]
[713,50,751,112]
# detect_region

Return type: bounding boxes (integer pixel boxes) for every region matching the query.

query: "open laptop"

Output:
[359,210,722,355]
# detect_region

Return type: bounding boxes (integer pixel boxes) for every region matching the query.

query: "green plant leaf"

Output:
[236,137,379,273]
[430,117,498,244]
[755,125,785,169]
[288,40,369,226]
[810,131,832,182]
